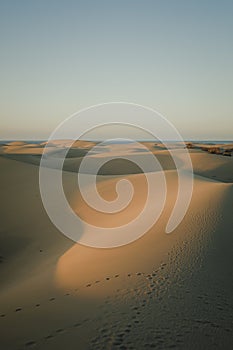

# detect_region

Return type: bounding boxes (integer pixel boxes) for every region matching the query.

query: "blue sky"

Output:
[0,0,232,140]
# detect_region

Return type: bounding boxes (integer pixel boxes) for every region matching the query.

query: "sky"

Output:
[0,0,233,140]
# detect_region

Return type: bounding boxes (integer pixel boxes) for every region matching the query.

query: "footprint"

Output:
[15,308,22,312]
[56,328,64,333]
[49,297,55,301]
[0,314,5,317]
[116,333,125,338]
[86,284,91,287]
[100,328,108,333]
[124,328,131,333]
[45,334,54,340]
[73,323,81,328]
[35,304,40,307]
[25,340,36,347]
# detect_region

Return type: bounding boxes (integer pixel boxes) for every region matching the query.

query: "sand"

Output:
[0,141,233,349]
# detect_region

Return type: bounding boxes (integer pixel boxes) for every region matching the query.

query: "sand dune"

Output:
[0,142,233,349]
[188,149,233,183]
